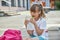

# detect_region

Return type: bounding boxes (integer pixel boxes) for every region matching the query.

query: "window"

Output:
[26,0,28,10]
[6,0,9,1]
[11,0,16,7]
[18,0,21,7]
[2,1,9,6]
[23,0,25,7]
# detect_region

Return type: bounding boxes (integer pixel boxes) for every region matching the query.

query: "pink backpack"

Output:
[0,29,22,40]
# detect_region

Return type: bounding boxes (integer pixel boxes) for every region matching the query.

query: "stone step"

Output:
[0,27,60,40]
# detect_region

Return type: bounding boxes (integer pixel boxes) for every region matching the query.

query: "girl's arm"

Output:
[24,20,29,28]
[34,23,44,36]
[30,18,45,36]
[27,30,34,35]
[24,20,33,35]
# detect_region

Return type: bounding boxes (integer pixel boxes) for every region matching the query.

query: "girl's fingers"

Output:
[30,18,36,24]
[25,20,29,24]
[24,20,29,26]
[32,30,34,32]
[30,18,33,22]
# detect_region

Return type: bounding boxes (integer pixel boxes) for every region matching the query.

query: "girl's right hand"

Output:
[24,20,29,28]
[27,30,34,35]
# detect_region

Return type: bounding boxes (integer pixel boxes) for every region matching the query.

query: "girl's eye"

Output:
[33,12,35,14]
[32,12,34,13]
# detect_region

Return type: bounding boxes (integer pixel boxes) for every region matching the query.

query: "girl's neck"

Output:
[34,17,41,21]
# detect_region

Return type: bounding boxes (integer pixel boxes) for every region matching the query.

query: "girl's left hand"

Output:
[30,18,36,24]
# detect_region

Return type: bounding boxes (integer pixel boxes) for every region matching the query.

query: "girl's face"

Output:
[30,7,41,19]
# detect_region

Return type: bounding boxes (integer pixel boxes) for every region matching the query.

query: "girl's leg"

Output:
[23,37,32,40]
[26,38,38,40]
[23,37,39,40]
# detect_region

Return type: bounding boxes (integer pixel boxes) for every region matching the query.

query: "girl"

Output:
[24,4,48,40]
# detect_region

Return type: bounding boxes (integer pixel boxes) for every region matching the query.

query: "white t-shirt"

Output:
[27,18,48,39]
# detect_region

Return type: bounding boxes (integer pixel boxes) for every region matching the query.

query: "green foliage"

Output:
[55,1,60,10]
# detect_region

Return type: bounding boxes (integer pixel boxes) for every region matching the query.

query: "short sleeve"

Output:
[39,19,46,29]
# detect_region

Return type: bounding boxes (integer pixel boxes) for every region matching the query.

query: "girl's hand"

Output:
[24,20,29,28]
[30,18,36,25]
[27,30,34,35]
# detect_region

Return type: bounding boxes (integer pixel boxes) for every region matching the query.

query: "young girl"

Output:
[24,4,48,40]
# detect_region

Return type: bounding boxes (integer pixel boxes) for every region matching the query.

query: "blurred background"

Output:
[0,0,60,40]
[0,0,60,12]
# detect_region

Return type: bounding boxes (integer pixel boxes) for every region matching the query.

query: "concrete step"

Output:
[0,28,29,37]
[0,27,60,40]
[47,18,60,24]
[48,27,60,40]
[46,11,60,18]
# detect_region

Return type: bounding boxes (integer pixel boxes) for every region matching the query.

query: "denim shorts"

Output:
[30,35,45,40]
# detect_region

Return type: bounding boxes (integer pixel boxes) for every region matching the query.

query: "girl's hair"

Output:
[30,4,46,18]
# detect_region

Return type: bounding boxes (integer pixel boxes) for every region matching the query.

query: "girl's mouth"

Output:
[32,16,35,17]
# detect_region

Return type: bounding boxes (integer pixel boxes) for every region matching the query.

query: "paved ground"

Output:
[0,11,60,40]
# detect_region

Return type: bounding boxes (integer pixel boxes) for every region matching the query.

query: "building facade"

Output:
[0,0,30,12]
[0,0,59,12]
[30,0,55,9]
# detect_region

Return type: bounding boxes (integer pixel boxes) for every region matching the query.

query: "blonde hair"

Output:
[30,4,46,18]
